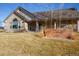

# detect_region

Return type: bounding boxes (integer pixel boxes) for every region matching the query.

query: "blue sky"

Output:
[0,3,79,26]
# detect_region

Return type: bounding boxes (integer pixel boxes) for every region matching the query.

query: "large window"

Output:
[12,18,18,29]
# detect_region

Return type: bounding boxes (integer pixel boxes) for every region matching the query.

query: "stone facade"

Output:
[4,13,27,32]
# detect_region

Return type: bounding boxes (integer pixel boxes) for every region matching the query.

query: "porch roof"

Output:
[34,8,79,21]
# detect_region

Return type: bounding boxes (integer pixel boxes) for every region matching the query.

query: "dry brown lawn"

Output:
[0,32,79,56]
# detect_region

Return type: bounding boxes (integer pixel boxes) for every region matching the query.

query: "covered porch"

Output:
[38,18,79,32]
[25,18,79,32]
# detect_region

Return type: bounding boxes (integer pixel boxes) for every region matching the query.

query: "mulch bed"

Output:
[42,28,79,40]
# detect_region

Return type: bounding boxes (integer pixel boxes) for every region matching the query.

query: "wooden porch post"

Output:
[25,23,28,31]
[18,21,20,31]
[77,20,79,32]
[54,22,57,29]
[36,21,39,32]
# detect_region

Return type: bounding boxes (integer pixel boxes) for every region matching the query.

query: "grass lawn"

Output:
[0,32,79,56]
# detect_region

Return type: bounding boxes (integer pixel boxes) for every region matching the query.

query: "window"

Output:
[12,18,18,29]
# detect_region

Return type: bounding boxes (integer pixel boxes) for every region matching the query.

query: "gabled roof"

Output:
[16,7,39,19]
[4,6,39,22]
